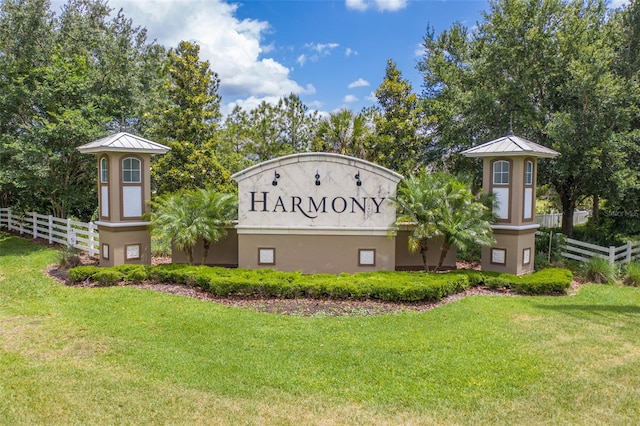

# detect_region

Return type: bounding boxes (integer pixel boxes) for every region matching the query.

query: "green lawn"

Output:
[1,232,640,425]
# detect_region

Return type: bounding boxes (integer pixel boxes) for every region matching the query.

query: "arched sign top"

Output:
[232,153,403,233]
[231,152,403,183]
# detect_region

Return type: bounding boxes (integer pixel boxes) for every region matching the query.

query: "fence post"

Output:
[626,241,633,264]
[89,222,96,257]
[66,218,74,247]
[48,215,53,244]
[609,246,616,266]
[32,211,37,239]
[7,209,11,231]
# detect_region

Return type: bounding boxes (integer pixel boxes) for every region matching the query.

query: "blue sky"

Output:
[51,0,627,117]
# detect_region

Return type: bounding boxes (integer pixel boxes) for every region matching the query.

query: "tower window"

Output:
[100,157,108,183]
[493,160,510,185]
[122,157,141,183]
[524,160,533,185]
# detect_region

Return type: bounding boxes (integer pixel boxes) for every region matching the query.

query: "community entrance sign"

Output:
[232,153,403,273]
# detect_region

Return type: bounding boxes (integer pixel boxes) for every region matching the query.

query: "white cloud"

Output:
[343,94,358,103]
[299,42,340,64]
[306,42,340,55]
[105,0,306,109]
[345,0,408,12]
[375,0,408,12]
[345,0,368,11]
[345,47,358,57]
[348,78,370,89]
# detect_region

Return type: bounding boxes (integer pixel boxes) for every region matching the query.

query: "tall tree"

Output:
[148,40,231,194]
[147,40,221,146]
[243,101,293,162]
[0,0,162,218]
[371,60,426,175]
[277,93,319,152]
[0,0,55,208]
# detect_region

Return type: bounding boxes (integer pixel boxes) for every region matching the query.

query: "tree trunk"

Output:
[556,182,577,237]
[592,194,599,225]
[561,202,576,237]
[202,240,211,265]
[187,249,194,265]
[419,239,429,271]
[437,242,451,271]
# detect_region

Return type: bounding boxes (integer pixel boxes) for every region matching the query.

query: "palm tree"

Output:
[148,189,237,265]
[312,109,368,158]
[197,189,237,264]
[394,171,494,271]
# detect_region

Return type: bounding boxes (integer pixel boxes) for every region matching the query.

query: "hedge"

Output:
[483,268,573,295]
[68,264,149,285]
[67,264,573,301]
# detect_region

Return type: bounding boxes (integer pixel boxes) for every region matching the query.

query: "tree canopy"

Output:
[1,0,637,240]
[418,0,639,236]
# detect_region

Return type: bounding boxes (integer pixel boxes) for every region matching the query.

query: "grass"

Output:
[2,232,640,425]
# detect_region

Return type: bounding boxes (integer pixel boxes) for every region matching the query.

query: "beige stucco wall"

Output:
[172,228,239,266]
[237,233,396,274]
[98,225,151,267]
[394,231,457,270]
[481,228,536,275]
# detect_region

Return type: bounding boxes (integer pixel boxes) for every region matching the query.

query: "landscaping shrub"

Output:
[69,264,573,301]
[57,245,82,268]
[114,264,148,282]
[92,269,123,286]
[476,268,572,295]
[512,268,573,295]
[582,256,617,284]
[622,261,640,287]
[68,265,102,284]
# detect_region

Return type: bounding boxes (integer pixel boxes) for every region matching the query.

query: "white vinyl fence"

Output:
[562,237,640,265]
[535,210,590,228]
[0,207,99,256]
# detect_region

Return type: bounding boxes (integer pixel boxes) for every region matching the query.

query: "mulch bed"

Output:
[44,253,578,317]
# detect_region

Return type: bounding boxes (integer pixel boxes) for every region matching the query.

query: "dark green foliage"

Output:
[113,264,148,282]
[68,264,148,284]
[512,269,574,295]
[68,265,102,284]
[67,264,574,301]
[91,269,123,286]
[571,222,628,247]
[483,268,573,295]
[0,0,165,218]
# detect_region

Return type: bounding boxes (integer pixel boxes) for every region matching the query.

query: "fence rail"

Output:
[0,207,99,256]
[561,237,640,265]
[535,210,590,228]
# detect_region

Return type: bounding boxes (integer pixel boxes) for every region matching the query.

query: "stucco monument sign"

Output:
[171,152,456,272]
[232,153,404,273]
